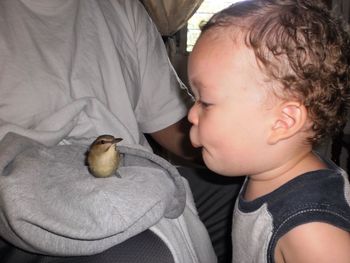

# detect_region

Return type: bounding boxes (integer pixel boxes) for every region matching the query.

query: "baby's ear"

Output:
[267,101,308,145]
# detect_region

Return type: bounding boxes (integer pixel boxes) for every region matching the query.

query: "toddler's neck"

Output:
[243,151,327,201]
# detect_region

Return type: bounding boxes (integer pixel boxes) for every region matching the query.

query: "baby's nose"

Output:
[188,102,199,125]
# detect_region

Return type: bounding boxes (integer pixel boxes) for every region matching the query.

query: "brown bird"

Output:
[87,135,123,178]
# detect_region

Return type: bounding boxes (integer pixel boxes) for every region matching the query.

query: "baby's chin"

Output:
[202,151,224,175]
[202,151,243,177]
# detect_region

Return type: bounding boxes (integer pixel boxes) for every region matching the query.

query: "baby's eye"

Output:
[201,101,211,108]
[199,100,212,108]
[193,99,212,109]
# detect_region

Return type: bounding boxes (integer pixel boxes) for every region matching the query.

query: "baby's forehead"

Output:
[200,26,245,45]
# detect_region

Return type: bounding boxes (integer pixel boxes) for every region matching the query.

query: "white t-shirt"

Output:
[0,0,189,148]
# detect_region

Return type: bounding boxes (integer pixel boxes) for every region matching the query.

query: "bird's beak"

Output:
[113,138,123,144]
[107,138,123,151]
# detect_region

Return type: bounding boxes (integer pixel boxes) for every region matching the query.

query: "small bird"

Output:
[87,135,123,178]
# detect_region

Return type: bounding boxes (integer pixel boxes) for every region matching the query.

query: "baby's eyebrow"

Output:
[190,78,207,92]
[188,79,199,94]
[191,78,202,88]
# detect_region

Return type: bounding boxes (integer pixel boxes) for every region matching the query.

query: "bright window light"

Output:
[187,0,246,52]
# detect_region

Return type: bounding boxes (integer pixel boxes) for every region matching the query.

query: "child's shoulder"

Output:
[238,167,350,243]
[268,168,350,223]
[265,168,350,258]
[273,167,350,262]
[233,167,350,262]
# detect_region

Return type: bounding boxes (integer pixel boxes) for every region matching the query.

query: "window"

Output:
[186,0,246,51]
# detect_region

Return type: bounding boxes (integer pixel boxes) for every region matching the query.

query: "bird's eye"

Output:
[100,140,105,144]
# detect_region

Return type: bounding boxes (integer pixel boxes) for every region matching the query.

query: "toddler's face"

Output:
[187,30,276,176]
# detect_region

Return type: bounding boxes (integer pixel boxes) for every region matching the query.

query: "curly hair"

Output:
[201,0,350,145]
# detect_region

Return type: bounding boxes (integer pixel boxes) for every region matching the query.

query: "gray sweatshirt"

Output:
[0,132,216,263]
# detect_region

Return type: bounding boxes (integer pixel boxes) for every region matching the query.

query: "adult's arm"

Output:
[149,117,202,163]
